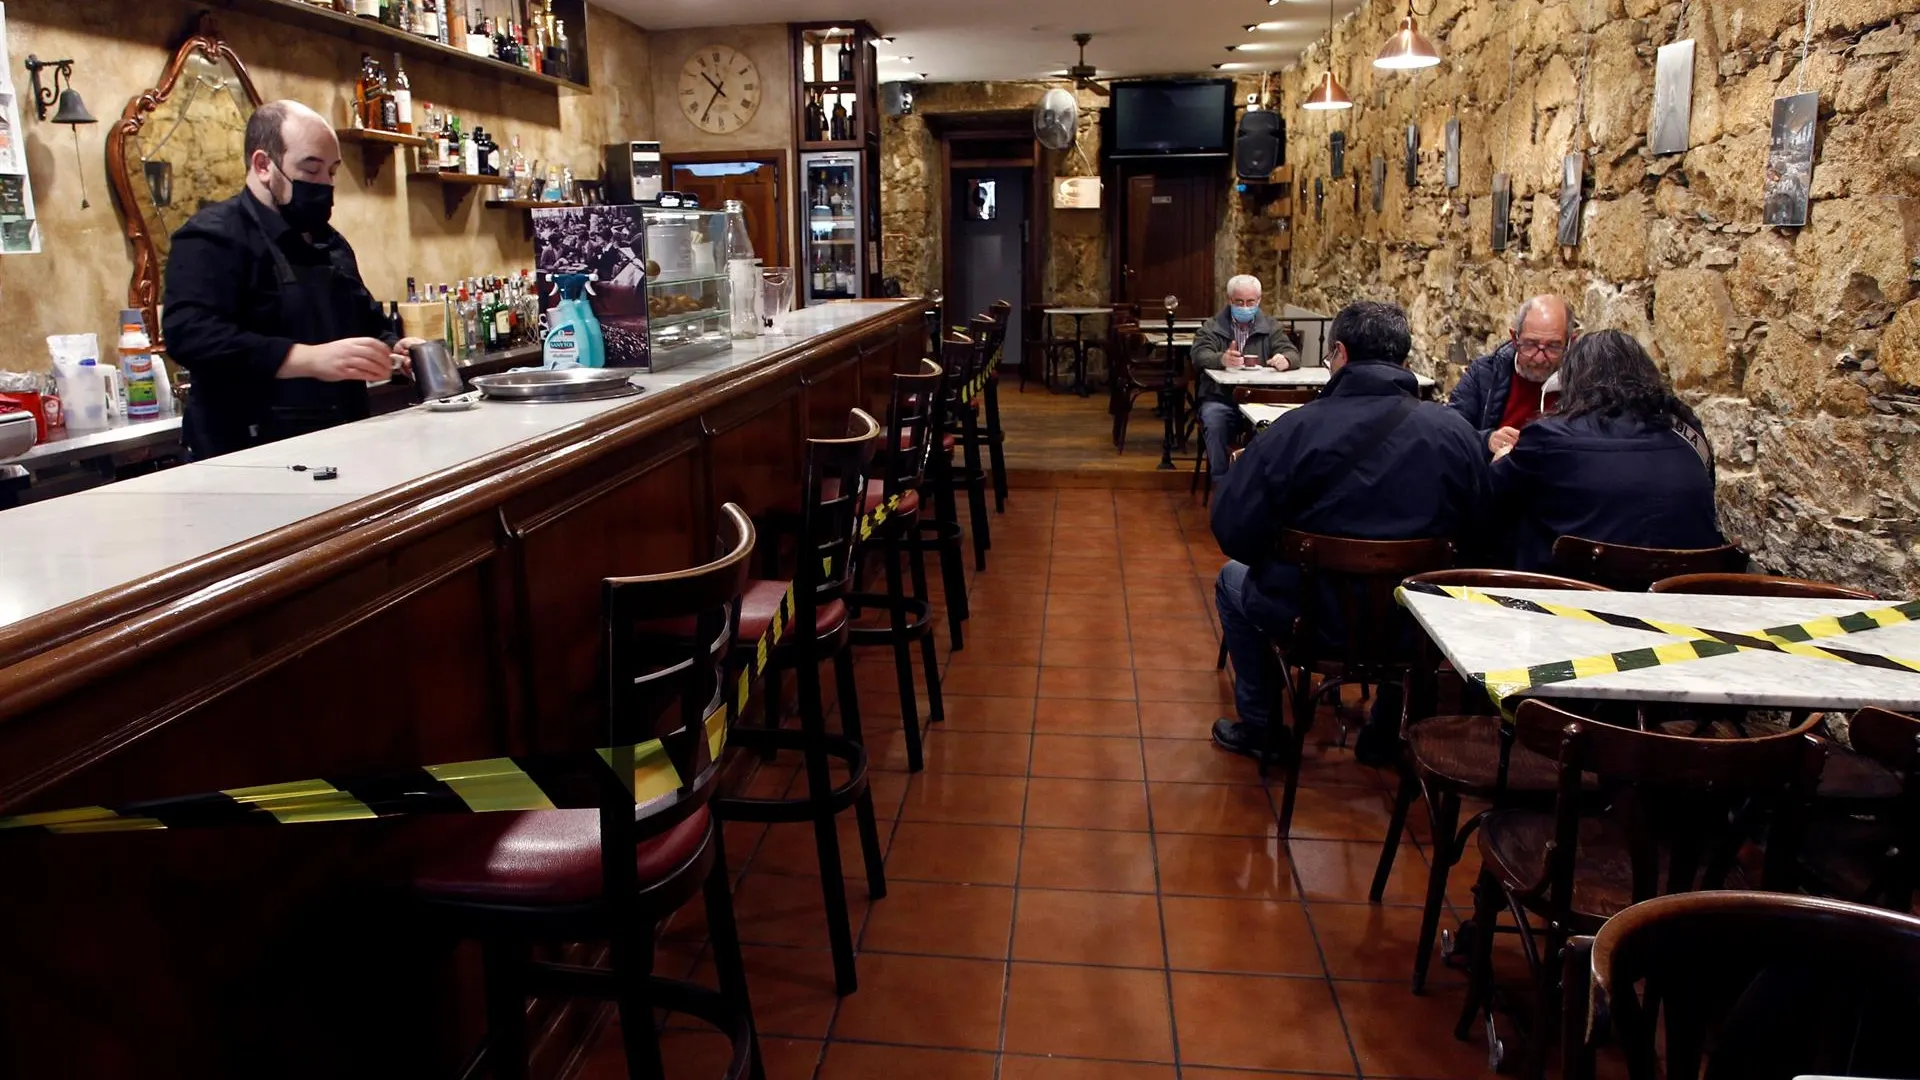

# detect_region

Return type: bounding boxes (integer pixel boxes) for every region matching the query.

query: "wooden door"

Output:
[669,160,784,268]
[1121,172,1219,319]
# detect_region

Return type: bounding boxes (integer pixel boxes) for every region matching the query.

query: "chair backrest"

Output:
[1405,568,1612,593]
[939,333,978,416]
[1827,705,1920,909]
[967,313,998,382]
[1278,529,1455,672]
[799,409,883,615]
[1513,698,1823,912]
[986,299,1012,364]
[1649,572,1876,600]
[1588,891,1920,1080]
[1550,536,1747,590]
[877,358,944,500]
[599,503,756,888]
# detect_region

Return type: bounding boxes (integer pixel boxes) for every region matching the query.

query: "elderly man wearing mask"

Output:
[1191,274,1301,479]
[1447,295,1577,457]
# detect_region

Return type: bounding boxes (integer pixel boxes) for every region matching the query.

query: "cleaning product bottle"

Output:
[543,272,605,369]
[117,309,162,420]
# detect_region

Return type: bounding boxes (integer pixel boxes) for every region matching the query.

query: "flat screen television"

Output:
[1109,79,1234,157]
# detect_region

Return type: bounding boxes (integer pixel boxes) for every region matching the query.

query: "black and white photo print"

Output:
[1763,91,1817,227]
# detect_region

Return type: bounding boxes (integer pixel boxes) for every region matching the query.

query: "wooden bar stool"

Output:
[401,505,763,1080]
[847,359,948,772]
[982,298,1013,512]
[911,334,980,651]
[947,314,996,571]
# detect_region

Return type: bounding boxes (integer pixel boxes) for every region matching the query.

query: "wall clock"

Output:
[679,45,760,135]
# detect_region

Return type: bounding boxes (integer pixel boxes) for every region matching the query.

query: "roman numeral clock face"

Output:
[679,45,760,135]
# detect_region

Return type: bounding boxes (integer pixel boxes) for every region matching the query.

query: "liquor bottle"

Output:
[552,20,570,77]
[447,2,464,45]
[354,0,379,19]
[837,36,854,82]
[491,284,513,345]
[378,0,395,27]
[390,54,414,135]
[484,130,502,176]
[460,125,479,175]
[830,98,848,141]
[508,134,528,196]
[377,59,400,132]
[354,54,380,130]
[804,92,823,142]
[417,0,438,38]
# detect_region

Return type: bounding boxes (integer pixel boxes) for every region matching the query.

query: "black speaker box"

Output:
[1235,110,1285,180]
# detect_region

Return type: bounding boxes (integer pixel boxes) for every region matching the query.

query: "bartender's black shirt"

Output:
[162,189,393,458]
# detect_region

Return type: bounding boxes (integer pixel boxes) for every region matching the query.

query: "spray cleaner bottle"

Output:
[543,273,606,369]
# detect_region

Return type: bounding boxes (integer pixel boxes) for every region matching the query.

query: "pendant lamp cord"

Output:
[1499,2,1515,170]
[1573,0,1598,153]
[1796,0,1816,92]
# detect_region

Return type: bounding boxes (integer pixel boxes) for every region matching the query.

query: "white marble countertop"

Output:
[0,300,910,633]
[1239,403,1300,427]
[1042,306,1109,317]
[1205,366,1434,389]
[1400,586,1920,711]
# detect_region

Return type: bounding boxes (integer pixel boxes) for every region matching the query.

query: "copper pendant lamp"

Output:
[1300,0,1353,111]
[1374,0,1442,69]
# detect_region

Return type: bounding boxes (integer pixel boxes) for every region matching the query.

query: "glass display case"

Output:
[640,203,735,370]
[802,151,865,304]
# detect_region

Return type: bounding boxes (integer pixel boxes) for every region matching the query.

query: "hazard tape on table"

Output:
[1397,581,1920,706]
[0,492,912,837]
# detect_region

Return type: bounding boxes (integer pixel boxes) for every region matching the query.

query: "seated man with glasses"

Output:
[1447,295,1576,457]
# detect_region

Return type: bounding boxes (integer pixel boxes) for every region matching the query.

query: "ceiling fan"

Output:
[1061,33,1111,97]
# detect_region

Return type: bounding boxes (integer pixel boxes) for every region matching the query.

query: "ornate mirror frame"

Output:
[106,13,262,331]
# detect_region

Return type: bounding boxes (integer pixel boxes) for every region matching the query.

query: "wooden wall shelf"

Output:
[214,0,590,91]
[411,171,510,217]
[340,127,430,183]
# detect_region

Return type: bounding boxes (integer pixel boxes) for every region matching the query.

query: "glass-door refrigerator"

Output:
[801,151,865,304]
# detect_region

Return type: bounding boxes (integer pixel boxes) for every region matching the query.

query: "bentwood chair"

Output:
[1796,705,1920,911]
[715,411,887,996]
[1549,536,1746,590]
[1455,700,1824,1080]
[1023,301,1074,391]
[1369,569,1610,994]
[403,505,762,1080]
[1110,328,1174,454]
[1262,530,1455,838]
[847,359,948,773]
[1578,892,1920,1080]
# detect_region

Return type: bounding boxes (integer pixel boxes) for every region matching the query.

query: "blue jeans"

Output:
[1214,560,1299,729]
[1198,399,1240,479]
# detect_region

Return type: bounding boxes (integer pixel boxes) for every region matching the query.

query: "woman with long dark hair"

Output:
[1492,329,1724,571]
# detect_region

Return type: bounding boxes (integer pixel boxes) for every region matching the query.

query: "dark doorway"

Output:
[664,152,788,270]
[950,167,1026,371]
[1117,165,1222,320]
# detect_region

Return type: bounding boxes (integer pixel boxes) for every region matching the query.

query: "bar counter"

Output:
[0,299,923,1079]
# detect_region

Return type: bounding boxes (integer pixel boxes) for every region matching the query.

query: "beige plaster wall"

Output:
[0,0,651,375]
[1278,0,1920,589]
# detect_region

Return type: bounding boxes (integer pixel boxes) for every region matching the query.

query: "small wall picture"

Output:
[1557,152,1584,247]
[1444,118,1460,189]
[1403,123,1419,188]
[1764,91,1817,227]
[1314,176,1324,223]
[1491,172,1511,251]
[1650,39,1695,156]
[968,179,998,221]
[1330,131,1346,179]
[1371,155,1385,212]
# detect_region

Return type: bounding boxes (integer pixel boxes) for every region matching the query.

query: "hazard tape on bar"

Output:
[0,492,912,837]
[1396,581,1920,705]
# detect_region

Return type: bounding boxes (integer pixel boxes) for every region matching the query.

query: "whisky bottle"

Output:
[390,54,414,135]
[837,36,854,82]
[354,0,380,18]
[354,53,379,130]
[418,0,439,39]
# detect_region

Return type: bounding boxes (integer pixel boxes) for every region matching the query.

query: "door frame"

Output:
[1107,158,1225,320]
[661,149,792,270]
[929,111,1045,363]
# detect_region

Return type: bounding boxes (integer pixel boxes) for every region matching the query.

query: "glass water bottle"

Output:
[723,200,762,339]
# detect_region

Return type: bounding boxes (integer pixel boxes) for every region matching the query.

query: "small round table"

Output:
[1043,306,1109,397]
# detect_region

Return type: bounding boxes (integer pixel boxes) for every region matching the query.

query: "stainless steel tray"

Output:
[469,367,645,403]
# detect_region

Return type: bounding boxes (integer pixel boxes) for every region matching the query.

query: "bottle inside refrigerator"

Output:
[801,151,864,304]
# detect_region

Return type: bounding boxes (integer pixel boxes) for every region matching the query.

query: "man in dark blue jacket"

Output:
[1209,300,1492,760]
[1446,295,1575,457]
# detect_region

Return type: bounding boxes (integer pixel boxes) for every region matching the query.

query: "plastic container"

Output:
[48,334,107,430]
[543,273,606,370]
[118,309,162,420]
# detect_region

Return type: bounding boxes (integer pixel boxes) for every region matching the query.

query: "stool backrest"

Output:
[968,314,998,382]
[1513,698,1823,914]
[1277,529,1455,674]
[877,358,944,503]
[1550,536,1746,590]
[600,503,756,865]
[1649,572,1876,600]
[1588,891,1920,1080]
[940,333,977,411]
[801,408,883,615]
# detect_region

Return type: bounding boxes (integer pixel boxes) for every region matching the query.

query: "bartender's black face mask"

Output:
[269,157,335,233]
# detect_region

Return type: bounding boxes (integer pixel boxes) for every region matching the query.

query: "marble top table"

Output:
[1399,585,1920,712]
[1205,366,1435,390]
[1042,306,1109,316]
[1238,403,1300,428]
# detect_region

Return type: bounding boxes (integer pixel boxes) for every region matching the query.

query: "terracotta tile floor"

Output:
[582,487,1539,1080]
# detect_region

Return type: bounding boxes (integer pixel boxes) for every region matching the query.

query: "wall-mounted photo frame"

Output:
[1314,176,1324,223]
[1557,153,1584,247]
[1491,172,1511,251]
[1403,123,1419,188]
[1444,118,1460,189]
[1650,40,1695,156]
[1763,91,1817,227]
[968,179,998,221]
[1052,175,1101,210]
[1330,131,1346,179]
[1371,155,1385,212]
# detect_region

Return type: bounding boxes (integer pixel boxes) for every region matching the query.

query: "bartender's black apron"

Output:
[183,197,377,455]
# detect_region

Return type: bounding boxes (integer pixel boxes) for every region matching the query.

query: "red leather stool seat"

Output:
[410,806,712,906]
[739,579,848,642]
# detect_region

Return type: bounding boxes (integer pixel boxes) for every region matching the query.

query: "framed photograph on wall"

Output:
[1314,176,1324,223]
[1491,172,1511,251]
[1403,123,1419,188]
[1650,39,1695,155]
[1444,118,1460,189]
[1371,155,1385,212]
[1330,131,1346,179]
[1763,91,1817,227]
[1557,153,1584,247]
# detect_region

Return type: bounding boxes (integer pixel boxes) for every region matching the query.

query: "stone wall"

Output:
[1279,0,1920,590]
[0,0,651,375]
[879,77,1289,313]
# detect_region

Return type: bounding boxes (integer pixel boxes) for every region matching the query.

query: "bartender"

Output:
[163,100,420,459]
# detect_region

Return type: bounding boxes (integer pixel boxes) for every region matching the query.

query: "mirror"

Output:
[106,15,260,330]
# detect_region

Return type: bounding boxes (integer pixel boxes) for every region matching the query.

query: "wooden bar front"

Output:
[0,303,925,1078]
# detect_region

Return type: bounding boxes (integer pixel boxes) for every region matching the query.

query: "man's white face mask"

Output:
[1540,370,1562,412]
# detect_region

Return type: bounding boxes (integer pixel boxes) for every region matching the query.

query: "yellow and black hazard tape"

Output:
[1397,581,1920,703]
[0,491,912,838]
